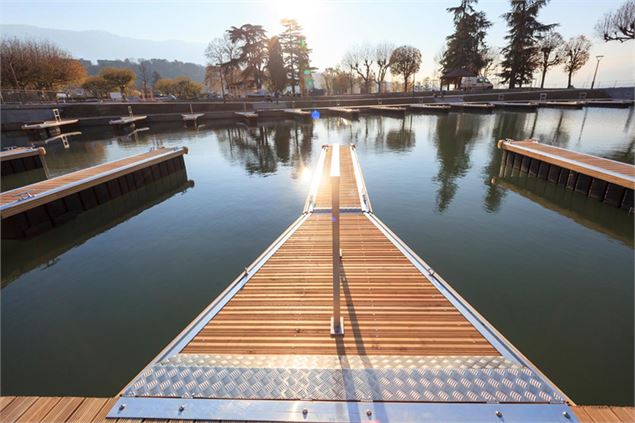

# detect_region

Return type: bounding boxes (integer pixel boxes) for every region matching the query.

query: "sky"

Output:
[2,0,634,88]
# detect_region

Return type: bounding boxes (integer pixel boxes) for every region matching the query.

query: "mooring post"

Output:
[330,144,344,336]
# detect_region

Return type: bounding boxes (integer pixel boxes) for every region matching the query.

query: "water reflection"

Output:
[1,170,194,287]
[494,171,634,247]
[432,114,483,212]
[215,122,314,178]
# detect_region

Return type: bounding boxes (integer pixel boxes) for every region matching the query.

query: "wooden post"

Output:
[330,144,343,336]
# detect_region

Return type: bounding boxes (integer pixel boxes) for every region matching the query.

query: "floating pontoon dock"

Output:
[77,143,585,422]
[1,147,47,177]
[0,147,188,239]
[448,102,495,112]
[21,109,78,141]
[365,105,407,117]
[283,108,313,121]
[498,139,635,210]
[324,107,361,119]
[109,107,147,133]
[538,101,585,109]
[493,102,539,111]
[235,111,260,125]
[407,103,451,113]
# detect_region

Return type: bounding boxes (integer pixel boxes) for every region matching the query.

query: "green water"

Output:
[1,108,633,405]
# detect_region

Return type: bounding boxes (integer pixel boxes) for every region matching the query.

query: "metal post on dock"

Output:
[330,144,344,336]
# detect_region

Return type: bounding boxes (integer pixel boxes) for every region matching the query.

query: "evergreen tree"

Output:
[440,0,492,78]
[499,0,555,88]
[279,19,311,95]
[228,24,268,90]
[267,36,287,93]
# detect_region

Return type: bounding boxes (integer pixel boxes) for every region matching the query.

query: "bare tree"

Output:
[374,43,395,93]
[596,0,635,42]
[343,44,375,94]
[560,35,592,88]
[341,52,356,93]
[205,34,240,99]
[138,59,150,99]
[536,30,564,88]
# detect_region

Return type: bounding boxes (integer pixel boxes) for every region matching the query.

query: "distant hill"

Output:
[0,24,208,64]
[80,59,206,87]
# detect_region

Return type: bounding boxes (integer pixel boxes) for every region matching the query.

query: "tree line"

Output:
[0,0,632,97]
[438,0,633,89]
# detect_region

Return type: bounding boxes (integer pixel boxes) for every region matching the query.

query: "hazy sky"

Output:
[2,0,634,87]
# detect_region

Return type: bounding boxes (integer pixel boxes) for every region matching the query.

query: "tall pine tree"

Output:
[499,0,555,88]
[279,19,312,95]
[440,0,492,78]
[267,37,287,93]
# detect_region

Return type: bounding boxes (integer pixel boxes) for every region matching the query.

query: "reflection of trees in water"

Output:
[44,141,109,177]
[386,116,416,152]
[432,113,483,212]
[532,110,571,148]
[347,116,416,152]
[603,137,635,164]
[215,123,313,177]
[482,112,531,213]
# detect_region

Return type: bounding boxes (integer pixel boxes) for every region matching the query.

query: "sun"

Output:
[268,0,325,29]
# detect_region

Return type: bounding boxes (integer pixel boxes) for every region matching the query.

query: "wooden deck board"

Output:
[573,405,635,423]
[0,147,46,162]
[499,139,635,189]
[0,147,187,218]
[314,145,360,209]
[183,214,497,356]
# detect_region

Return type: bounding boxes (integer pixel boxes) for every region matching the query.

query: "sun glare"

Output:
[269,0,325,29]
[300,167,312,184]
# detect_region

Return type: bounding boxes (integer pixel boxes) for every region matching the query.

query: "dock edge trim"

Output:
[108,397,578,422]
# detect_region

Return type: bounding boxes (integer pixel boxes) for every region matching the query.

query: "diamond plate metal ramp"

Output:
[123,354,563,403]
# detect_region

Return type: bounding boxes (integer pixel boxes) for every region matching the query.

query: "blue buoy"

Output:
[311,110,321,120]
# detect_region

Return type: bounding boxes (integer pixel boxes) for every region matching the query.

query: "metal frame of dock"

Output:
[106,144,577,422]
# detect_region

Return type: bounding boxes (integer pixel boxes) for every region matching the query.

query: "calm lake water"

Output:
[2,108,634,406]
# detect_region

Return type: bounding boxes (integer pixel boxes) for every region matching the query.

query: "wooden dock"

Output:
[91,143,585,422]
[539,101,585,109]
[324,107,360,119]
[0,147,188,239]
[234,111,259,125]
[584,99,634,108]
[2,396,632,423]
[283,108,313,121]
[407,103,451,113]
[493,102,539,111]
[1,147,47,177]
[365,105,407,117]
[447,102,495,112]
[21,109,78,141]
[498,139,635,210]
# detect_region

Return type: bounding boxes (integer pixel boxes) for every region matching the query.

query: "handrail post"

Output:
[330,144,344,336]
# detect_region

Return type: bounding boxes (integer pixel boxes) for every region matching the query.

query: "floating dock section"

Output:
[498,139,635,210]
[283,108,312,121]
[109,107,147,133]
[538,101,585,109]
[1,147,47,177]
[21,109,78,142]
[365,105,407,117]
[407,103,451,113]
[104,143,577,422]
[0,147,188,239]
[493,102,539,111]
[235,111,259,126]
[323,107,360,119]
[448,102,495,112]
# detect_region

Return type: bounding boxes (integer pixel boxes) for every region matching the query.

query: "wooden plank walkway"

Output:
[498,139,635,189]
[2,397,634,423]
[0,147,187,218]
[313,145,361,210]
[407,103,451,113]
[183,213,497,356]
[0,147,46,162]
